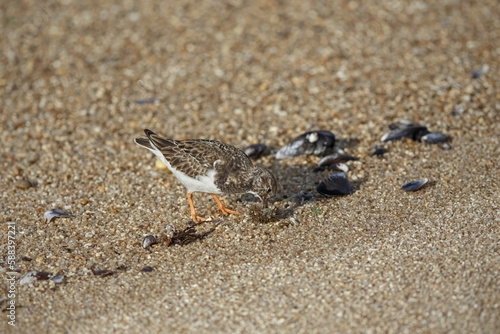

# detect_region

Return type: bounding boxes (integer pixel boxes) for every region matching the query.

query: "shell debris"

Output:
[276,131,335,159]
[244,144,272,160]
[381,121,450,145]
[401,178,429,192]
[142,235,158,249]
[317,172,351,197]
[44,209,73,223]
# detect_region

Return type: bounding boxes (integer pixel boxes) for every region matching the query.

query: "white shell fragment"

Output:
[44,209,72,222]
[163,225,175,246]
[317,172,351,197]
[244,144,271,160]
[142,235,157,249]
[315,153,357,172]
[50,274,64,284]
[276,131,336,159]
[20,271,52,285]
[401,178,429,192]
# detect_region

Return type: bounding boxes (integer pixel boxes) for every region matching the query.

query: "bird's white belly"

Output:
[150,145,221,194]
[173,168,221,194]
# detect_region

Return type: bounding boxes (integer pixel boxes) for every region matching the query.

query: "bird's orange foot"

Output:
[191,214,207,224]
[211,194,241,216]
[187,192,208,224]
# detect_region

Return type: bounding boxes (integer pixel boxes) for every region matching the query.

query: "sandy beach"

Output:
[1,0,499,332]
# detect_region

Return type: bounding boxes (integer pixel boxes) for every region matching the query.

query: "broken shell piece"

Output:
[44,209,72,223]
[276,130,335,159]
[317,172,351,197]
[244,144,271,160]
[50,274,64,284]
[421,132,449,144]
[471,65,488,79]
[381,121,430,142]
[313,163,349,173]
[451,106,465,116]
[20,271,52,285]
[162,225,175,246]
[371,146,388,157]
[318,153,358,167]
[401,178,428,192]
[141,266,154,272]
[142,235,157,249]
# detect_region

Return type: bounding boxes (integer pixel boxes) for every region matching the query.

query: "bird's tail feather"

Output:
[134,137,153,149]
[144,129,175,149]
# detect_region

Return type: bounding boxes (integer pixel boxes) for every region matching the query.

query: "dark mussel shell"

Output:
[244,144,271,159]
[317,172,351,197]
[276,130,335,159]
[401,178,428,192]
[421,132,449,144]
[381,120,430,142]
[382,121,451,145]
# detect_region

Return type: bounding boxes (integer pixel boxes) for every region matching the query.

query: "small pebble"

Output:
[15,179,32,190]
[471,65,488,79]
[155,159,169,171]
[141,266,154,272]
[451,106,465,116]
[371,146,388,157]
[93,269,115,277]
[135,97,157,105]
[26,152,40,164]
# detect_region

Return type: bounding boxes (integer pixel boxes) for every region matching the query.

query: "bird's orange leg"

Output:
[211,194,240,216]
[187,192,206,223]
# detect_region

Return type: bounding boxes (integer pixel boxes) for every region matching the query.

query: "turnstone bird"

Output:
[134,129,278,223]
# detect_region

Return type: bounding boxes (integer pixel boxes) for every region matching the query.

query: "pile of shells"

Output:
[381,120,449,145]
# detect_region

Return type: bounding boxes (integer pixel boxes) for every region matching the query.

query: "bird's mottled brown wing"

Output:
[196,140,256,193]
[145,129,253,179]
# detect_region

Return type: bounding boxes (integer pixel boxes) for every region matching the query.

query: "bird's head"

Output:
[251,166,278,208]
